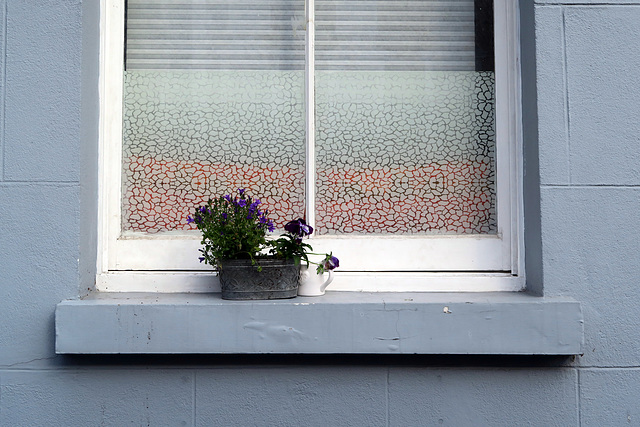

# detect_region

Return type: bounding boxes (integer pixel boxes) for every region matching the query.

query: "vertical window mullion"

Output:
[305,0,316,229]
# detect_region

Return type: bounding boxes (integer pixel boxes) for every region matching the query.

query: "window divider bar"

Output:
[305,0,316,229]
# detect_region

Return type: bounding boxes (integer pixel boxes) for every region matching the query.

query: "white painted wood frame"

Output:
[97,0,524,292]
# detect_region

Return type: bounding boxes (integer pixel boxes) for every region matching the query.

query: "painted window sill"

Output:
[55,291,583,355]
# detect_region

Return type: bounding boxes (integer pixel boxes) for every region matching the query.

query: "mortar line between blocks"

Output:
[1,1,7,181]
[0,181,80,186]
[577,368,582,427]
[539,3,640,7]
[541,184,640,189]
[193,370,197,427]
[579,366,640,371]
[561,6,571,184]
[386,368,390,427]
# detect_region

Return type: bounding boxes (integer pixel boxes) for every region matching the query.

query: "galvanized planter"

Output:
[218,258,300,300]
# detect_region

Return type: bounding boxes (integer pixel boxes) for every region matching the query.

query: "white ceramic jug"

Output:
[298,266,334,296]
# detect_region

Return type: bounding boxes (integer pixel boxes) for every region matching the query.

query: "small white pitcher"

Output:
[298,266,334,296]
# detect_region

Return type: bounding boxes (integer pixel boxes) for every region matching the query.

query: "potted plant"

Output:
[188,189,338,300]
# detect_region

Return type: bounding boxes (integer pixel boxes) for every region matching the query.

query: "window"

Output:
[98,0,523,292]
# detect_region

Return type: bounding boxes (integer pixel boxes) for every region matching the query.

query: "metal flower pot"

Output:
[218,258,300,300]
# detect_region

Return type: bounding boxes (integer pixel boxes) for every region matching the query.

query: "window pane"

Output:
[122,0,306,233]
[315,0,496,234]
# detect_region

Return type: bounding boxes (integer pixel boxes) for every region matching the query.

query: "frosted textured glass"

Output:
[122,71,305,232]
[121,0,496,235]
[315,71,496,235]
[314,0,496,235]
[122,0,306,233]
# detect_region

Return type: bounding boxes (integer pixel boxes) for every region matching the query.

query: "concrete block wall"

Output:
[1,0,639,425]
[536,2,640,425]
[0,0,82,372]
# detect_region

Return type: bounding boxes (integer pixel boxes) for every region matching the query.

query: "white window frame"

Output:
[97,0,524,293]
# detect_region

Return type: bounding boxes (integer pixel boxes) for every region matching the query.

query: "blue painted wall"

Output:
[1,0,639,425]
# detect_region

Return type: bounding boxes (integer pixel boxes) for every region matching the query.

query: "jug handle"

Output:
[320,270,334,293]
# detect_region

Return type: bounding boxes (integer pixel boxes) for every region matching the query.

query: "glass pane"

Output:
[122,0,306,233]
[315,0,496,234]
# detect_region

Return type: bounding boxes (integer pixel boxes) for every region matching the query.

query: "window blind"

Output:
[125,0,480,71]
[315,0,476,71]
[125,0,306,70]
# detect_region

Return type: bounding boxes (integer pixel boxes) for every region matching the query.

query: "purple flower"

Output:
[301,223,312,235]
[199,257,205,263]
[249,199,261,214]
[238,188,245,196]
[236,199,247,208]
[188,215,202,225]
[224,194,231,202]
[267,221,275,232]
[221,212,227,220]
[198,206,209,214]
[322,255,339,271]
[284,218,313,237]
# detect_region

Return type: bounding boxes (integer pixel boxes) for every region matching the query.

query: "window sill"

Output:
[55,291,583,355]
[56,292,583,355]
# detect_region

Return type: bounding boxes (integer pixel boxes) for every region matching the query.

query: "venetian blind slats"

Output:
[126,0,305,70]
[316,0,475,70]
[125,0,476,71]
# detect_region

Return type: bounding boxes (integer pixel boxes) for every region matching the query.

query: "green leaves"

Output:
[267,235,313,268]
